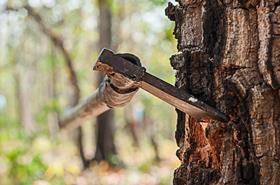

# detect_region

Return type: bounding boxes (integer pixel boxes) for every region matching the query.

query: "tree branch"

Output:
[23,4,81,106]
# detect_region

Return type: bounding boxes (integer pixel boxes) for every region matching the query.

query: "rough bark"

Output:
[94,0,118,165]
[166,1,280,185]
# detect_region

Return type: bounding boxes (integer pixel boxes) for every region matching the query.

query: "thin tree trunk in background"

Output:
[14,69,34,135]
[166,1,280,184]
[47,49,59,136]
[124,108,140,148]
[22,5,81,105]
[112,0,125,51]
[143,112,160,162]
[94,0,118,164]
[13,58,35,135]
[20,5,89,168]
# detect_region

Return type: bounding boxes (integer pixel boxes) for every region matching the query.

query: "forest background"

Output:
[0,0,179,184]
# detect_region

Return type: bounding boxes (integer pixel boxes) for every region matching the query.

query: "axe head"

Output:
[94,48,229,123]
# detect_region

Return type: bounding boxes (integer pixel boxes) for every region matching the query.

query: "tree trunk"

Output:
[47,49,59,136]
[166,1,280,185]
[13,58,35,136]
[20,4,86,168]
[94,0,118,164]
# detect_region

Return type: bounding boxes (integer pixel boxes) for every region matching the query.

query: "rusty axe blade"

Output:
[94,48,229,122]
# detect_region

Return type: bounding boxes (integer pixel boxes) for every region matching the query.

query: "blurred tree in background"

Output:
[93,0,118,167]
[0,0,178,184]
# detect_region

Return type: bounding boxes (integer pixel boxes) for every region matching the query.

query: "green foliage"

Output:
[159,175,172,185]
[108,154,122,167]
[0,124,67,185]
[0,127,44,184]
[35,100,60,125]
[138,162,152,173]
[1,0,178,184]
[150,0,168,6]
[42,51,61,69]
[164,25,175,42]
[7,151,47,185]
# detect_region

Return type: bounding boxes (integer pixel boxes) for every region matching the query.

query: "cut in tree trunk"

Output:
[166,1,280,185]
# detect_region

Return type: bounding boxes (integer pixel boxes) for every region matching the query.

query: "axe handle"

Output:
[60,76,139,130]
[59,89,110,130]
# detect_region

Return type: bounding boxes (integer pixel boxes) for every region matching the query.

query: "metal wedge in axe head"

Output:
[94,48,229,123]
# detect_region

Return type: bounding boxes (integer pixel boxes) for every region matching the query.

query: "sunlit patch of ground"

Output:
[53,136,178,185]
[62,158,178,185]
[0,132,179,185]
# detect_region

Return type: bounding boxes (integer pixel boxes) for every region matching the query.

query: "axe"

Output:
[60,49,228,130]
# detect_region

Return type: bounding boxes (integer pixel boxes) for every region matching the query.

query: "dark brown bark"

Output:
[166,0,280,185]
[94,0,118,165]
